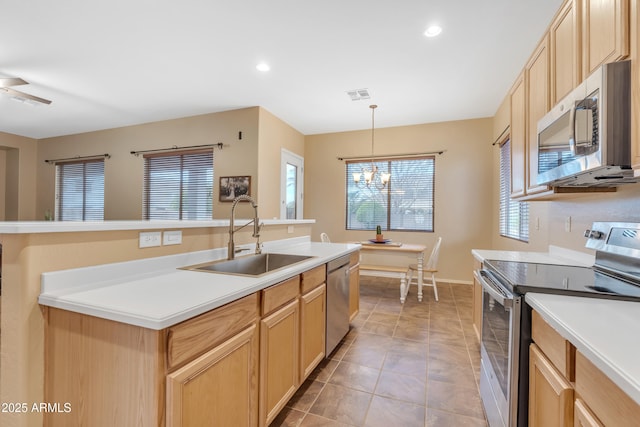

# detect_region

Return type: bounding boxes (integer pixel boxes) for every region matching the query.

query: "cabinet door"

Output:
[529,344,574,427]
[510,72,527,198]
[260,298,300,427]
[166,324,259,427]
[582,0,629,76]
[300,283,326,380]
[574,399,604,427]
[551,0,580,104]
[526,36,552,196]
[348,264,360,321]
[472,263,482,341]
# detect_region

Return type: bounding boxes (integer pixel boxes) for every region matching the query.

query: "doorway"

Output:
[280,149,304,220]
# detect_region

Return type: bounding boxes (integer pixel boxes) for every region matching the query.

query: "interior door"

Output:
[280,149,304,219]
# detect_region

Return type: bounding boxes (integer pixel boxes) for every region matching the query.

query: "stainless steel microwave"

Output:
[536,60,637,187]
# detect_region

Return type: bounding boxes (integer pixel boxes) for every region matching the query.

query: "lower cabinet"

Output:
[529,344,574,427]
[530,309,640,427]
[300,283,326,380]
[259,298,300,426]
[574,399,604,427]
[348,251,360,321]
[43,256,359,427]
[166,324,259,427]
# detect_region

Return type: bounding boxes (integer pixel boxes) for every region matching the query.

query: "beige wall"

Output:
[36,108,261,220]
[0,132,38,220]
[257,108,305,218]
[304,118,494,283]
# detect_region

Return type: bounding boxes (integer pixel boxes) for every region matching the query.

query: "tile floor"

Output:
[270,276,489,427]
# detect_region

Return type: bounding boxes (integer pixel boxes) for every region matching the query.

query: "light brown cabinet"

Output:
[510,71,527,198]
[582,0,629,77]
[259,276,301,427]
[300,265,327,381]
[530,309,640,427]
[529,344,574,427]
[348,250,360,321]
[43,254,360,427]
[551,0,581,104]
[166,324,259,427]
[526,35,553,196]
[575,350,640,427]
[472,259,482,341]
[574,398,604,427]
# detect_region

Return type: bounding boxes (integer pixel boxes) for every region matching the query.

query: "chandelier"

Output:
[352,104,390,189]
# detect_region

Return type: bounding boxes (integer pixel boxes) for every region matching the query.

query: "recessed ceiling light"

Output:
[424,25,442,38]
[256,62,270,72]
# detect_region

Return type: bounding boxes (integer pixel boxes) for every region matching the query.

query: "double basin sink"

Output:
[183,253,313,277]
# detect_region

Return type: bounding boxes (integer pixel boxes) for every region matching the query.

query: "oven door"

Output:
[475,270,522,427]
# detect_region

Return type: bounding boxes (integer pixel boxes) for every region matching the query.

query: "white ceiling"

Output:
[1,0,563,140]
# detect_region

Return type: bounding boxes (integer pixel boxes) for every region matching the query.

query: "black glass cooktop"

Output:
[483,260,640,301]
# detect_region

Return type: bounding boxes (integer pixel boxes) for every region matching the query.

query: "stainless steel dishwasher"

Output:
[325,254,351,356]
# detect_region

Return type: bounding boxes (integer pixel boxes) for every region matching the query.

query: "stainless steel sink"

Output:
[182,253,313,276]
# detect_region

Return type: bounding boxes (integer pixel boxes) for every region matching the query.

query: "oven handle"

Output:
[474,269,513,309]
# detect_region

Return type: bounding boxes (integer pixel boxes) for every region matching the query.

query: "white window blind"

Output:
[143,149,213,220]
[55,159,105,221]
[499,139,529,241]
[346,157,435,231]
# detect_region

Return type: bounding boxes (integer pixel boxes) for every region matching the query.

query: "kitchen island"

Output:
[0,219,324,427]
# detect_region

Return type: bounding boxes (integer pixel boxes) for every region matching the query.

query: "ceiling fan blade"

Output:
[2,87,52,105]
[0,77,28,88]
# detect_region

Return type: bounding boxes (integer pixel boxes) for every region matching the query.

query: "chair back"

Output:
[425,237,442,270]
[320,232,331,243]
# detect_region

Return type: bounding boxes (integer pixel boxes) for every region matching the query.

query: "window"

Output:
[55,159,105,221]
[143,150,213,220]
[499,139,529,241]
[346,157,434,231]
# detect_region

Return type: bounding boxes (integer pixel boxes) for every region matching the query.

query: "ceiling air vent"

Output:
[346,88,370,101]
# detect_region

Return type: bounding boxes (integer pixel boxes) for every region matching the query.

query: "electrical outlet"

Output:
[287,225,294,234]
[535,217,540,231]
[565,216,572,232]
[163,230,182,245]
[139,231,161,248]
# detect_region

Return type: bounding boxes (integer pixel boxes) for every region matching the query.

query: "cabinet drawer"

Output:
[575,351,640,427]
[301,265,326,294]
[532,310,575,380]
[167,293,259,371]
[262,276,300,316]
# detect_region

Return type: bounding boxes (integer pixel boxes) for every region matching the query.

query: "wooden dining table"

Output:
[357,241,427,303]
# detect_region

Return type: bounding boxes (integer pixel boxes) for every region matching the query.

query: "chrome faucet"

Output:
[228,195,263,260]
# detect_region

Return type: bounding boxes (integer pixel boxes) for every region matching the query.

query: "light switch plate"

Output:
[163,230,182,245]
[139,231,161,248]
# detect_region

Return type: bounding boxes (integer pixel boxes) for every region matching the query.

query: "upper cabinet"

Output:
[510,72,527,199]
[526,36,552,196]
[551,0,581,104]
[582,0,630,77]
[507,0,633,200]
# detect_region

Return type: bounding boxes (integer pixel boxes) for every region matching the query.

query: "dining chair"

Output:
[404,237,441,302]
[320,232,331,243]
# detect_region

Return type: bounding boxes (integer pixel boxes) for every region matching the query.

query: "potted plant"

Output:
[375,225,384,242]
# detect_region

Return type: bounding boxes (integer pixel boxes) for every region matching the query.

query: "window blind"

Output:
[346,156,434,231]
[499,140,529,241]
[143,149,213,220]
[55,159,105,221]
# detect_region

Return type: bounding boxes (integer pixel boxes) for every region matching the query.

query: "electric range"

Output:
[476,222,640,427]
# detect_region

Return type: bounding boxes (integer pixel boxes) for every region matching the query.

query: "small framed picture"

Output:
[219,176,251,202]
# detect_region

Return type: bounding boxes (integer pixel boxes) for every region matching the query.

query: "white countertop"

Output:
[0,218,315,234]
[526,293,640,405]
[38,237,358,330]
[472,245,594,267]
